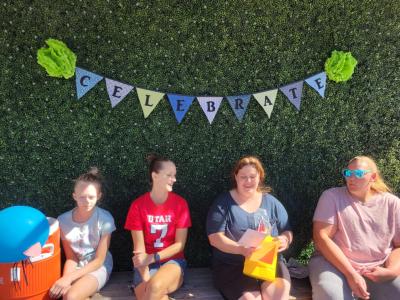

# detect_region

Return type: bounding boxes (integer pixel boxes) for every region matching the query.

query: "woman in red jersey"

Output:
[125,154,191,300]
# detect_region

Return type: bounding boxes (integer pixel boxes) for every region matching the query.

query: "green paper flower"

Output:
[324,50,357,83]
[37,39,77,79]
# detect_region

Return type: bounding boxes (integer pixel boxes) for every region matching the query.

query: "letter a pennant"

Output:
[137,88,165,118]
[253,89,278,118]
[279,81,304,111]
[167,94,195,124]
[305,72,327,98]
[226,94,251,122]
[105,79,134,108]
[75,67,103,99]
[197,97,223,124]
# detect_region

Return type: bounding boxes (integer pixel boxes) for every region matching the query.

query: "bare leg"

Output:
[134,281,147,300]
[261,261,291,300]
[143,263,183,300]
[239,291,262,300]
[62,274,98,300]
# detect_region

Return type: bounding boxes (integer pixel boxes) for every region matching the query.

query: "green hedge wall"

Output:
[1,0,399,270]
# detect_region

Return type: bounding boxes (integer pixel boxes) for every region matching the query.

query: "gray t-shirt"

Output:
[206,192,291,265]
[58,206,116,270]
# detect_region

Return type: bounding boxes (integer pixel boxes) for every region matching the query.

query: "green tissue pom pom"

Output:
[324,50,357,83]
[37,39,77,79]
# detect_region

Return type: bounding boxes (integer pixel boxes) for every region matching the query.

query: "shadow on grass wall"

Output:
[1,1,399,270]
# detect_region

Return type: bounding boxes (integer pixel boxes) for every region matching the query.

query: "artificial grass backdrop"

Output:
[1,1,399,270]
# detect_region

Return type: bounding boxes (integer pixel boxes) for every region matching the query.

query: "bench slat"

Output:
[93,268,311,300]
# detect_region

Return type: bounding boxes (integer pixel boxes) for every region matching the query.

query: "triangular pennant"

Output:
[167,94,195,124]
[226,94,251,122]
[253,89,278,118]
[305,72,327,98]
[105,78,134,108]
[137,88,165,118]
[197,97,223,124]
[279,81,304,111]
[75,67,103,99]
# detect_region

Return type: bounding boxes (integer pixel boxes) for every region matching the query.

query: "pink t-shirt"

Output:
[313,187,400,271]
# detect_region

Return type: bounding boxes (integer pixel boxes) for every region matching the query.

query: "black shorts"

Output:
[212,260,285,300]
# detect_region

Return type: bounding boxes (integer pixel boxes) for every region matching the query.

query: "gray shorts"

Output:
[87,264,111,291]
[77,253,113,291]
[133,259,187,287]
[309,254,400,300]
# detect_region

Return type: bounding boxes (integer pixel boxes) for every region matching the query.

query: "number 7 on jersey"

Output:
[151,224,168,248]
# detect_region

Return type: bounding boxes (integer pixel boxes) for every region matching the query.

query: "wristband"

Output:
[154,252,161,264]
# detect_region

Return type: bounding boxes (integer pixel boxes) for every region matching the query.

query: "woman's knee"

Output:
[146,276,167,295]
[62,289,79,300]
[312,286,352,300]
[310,275,353,300]
[309,256,353,300]
[239,291,261,300]
[261,278,290,300]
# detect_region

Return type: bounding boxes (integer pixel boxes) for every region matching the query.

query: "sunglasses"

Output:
[342,169,372,179]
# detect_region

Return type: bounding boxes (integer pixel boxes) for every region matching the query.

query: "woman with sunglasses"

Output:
[309,156,400,300]
[207,156,292,300]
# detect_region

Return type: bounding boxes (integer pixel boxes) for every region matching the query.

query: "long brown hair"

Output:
[231,155,272,193]
[348,155,391,193]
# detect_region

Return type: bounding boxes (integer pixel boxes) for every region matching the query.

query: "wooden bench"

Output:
[92,268,312,300]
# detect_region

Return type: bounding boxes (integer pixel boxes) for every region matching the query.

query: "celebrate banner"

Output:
[74,67,328,124]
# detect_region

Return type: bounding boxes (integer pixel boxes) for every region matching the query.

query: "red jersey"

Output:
[125,192,191,261]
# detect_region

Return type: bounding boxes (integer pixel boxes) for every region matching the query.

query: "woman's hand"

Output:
[362,266,396,283]
[132,251,153,268]
[240,245,256,258]
[276,235,290,252]
[49,275,72,299]
[345,271,370,299]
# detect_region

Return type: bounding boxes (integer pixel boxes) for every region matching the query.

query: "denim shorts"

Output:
[133,258,187,287]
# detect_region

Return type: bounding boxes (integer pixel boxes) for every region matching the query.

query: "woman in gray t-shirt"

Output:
[49,168,116,299]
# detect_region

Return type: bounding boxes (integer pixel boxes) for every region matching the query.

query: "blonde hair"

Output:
[348,155,391,193]
[231,155,272,193]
